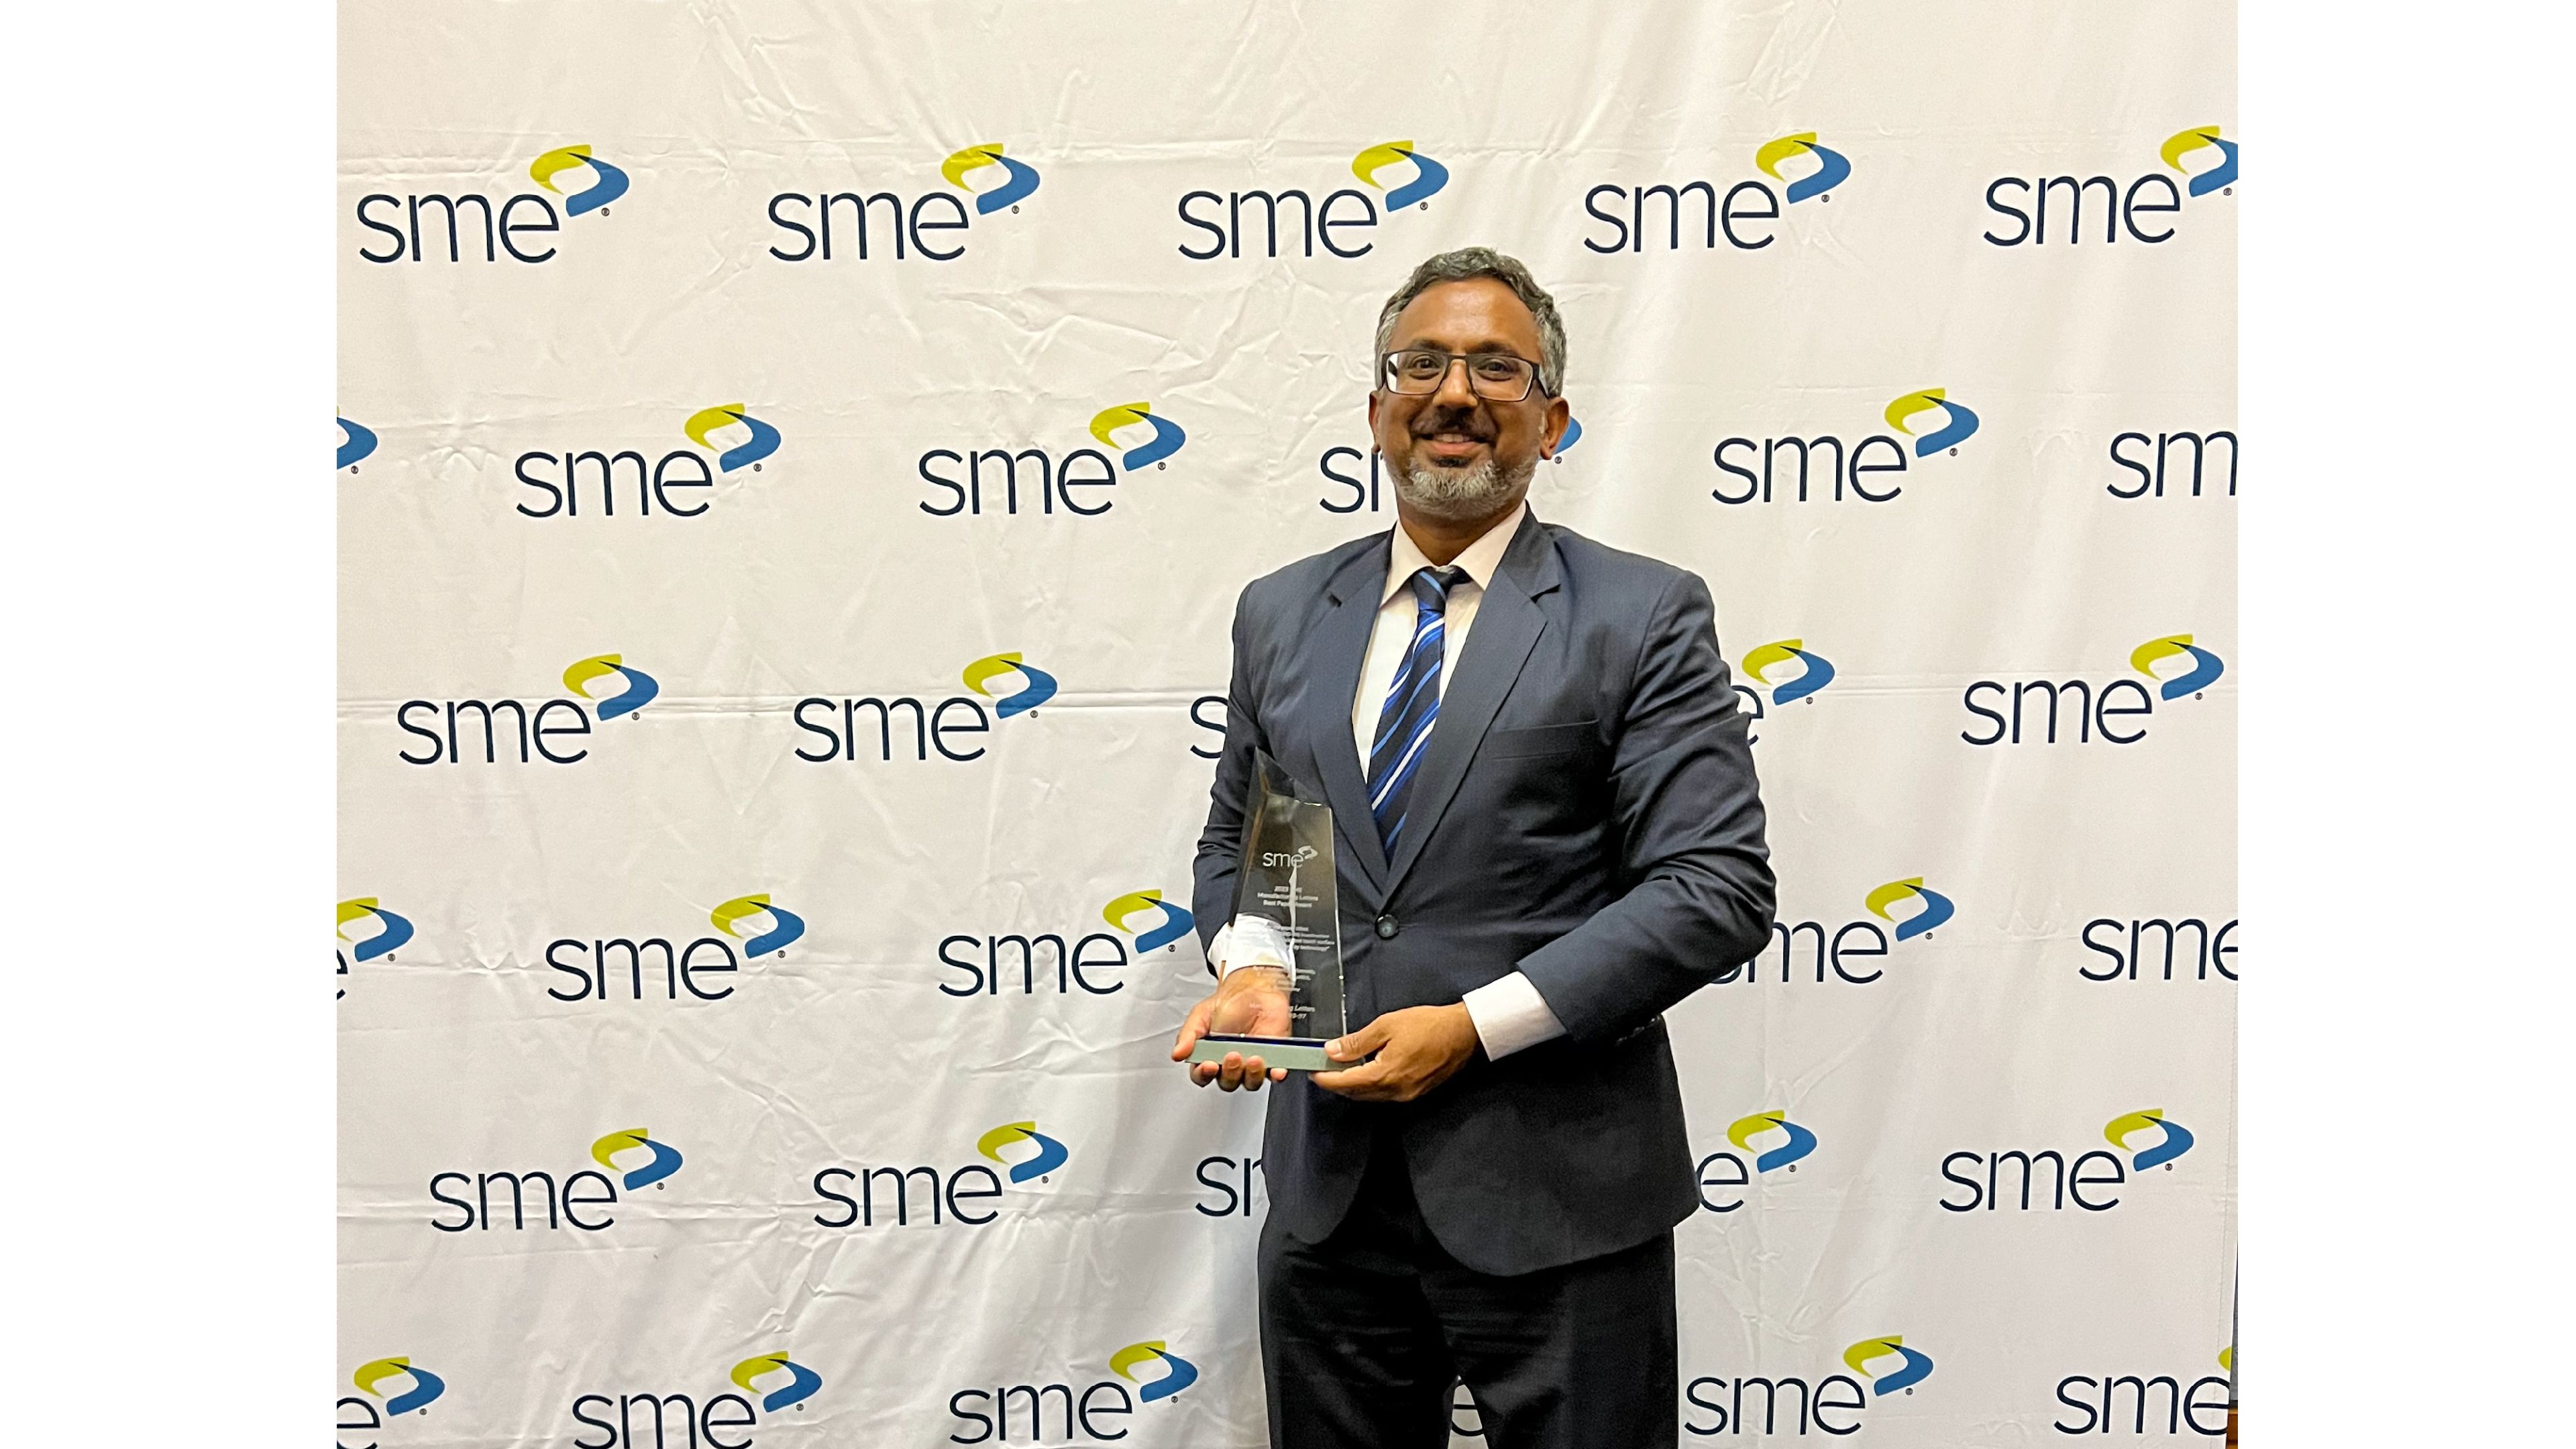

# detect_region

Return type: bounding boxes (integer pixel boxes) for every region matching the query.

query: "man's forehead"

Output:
[1389,278,1542,352]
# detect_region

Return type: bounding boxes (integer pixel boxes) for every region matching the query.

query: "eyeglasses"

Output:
[1378,349,1548,402]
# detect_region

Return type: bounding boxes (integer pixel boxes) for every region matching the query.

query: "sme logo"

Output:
[569,1352,824,1447]
[338,1356,445,1446]
[812,1121,1075,1230]
[1177,140,1450,261]
[793,651,1058,764]
[949,1340,1200,1444]
[396,654,661,766]
[426,1129,684,1232]
[1984,126,2235,246]
[1711,388,1978,507]
[767,142,1042,262]
[1695,1111,1820,1213]
[356,144,628,263]
[1961,635,2226,747]
[1939,1110,2196,1212]
[1584,131,1854,254]
[916,402,1187,519]
[513,404,783,521]
[1682,1335,1933,1436]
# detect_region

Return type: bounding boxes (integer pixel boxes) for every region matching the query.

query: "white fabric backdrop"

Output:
[338,4,2237,1443]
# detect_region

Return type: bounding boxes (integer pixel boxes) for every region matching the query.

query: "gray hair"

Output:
[1373,247,1568,397]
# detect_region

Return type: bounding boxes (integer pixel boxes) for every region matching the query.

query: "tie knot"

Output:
[1410,565,1466,613]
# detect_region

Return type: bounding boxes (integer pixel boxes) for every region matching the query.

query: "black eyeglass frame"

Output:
[1375,348,1555,402]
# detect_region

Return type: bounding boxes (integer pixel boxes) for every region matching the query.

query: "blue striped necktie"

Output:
[1366,565,1466,855]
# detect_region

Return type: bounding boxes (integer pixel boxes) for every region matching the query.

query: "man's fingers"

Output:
[1314,1059,1391,1097]
[1328,1020,1388,1064]
[1171,998,1216,1060]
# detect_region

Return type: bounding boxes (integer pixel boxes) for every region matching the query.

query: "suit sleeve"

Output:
[1513,570,1776,1045]
[1191,582,1268,974]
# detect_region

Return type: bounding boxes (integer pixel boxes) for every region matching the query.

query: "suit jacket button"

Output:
[1375,914,1399,939]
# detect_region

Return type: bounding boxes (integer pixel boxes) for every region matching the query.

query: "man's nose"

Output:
[1432,356,1481,410]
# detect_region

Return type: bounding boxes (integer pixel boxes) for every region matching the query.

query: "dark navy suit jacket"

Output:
[1193,511,1775,1275]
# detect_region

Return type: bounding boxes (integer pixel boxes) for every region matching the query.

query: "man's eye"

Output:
[1474,358,1519,379]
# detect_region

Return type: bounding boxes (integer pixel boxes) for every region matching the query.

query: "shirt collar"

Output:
[1381,500,1528,605]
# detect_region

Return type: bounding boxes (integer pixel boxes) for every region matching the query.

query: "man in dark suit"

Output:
[1171,247,1776,1448]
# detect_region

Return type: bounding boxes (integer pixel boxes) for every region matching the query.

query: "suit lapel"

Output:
[1381,513,1560,898]
[1309,541,1391,890]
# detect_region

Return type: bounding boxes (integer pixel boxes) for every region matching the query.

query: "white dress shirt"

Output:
[1209,502,1568,1060]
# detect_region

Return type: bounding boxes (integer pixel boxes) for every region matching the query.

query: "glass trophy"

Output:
[1187,751,1349,1073]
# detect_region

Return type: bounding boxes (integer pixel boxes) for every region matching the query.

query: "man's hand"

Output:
[1172,967,1293,1091]
[1313,1004,1481,1102]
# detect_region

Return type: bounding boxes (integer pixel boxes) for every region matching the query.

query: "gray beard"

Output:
[1397,453,1534,521]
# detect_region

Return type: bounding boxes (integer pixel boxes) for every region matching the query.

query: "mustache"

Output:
[1411,405,1494,439]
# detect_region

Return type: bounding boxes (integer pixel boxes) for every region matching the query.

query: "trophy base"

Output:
[1189,1034,1340,1073]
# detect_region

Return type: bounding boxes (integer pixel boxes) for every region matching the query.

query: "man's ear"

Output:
[1538,395,1572,459]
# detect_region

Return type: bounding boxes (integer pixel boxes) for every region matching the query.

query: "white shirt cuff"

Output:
[1462,971,1566,1060]
[1207,916,1291,976]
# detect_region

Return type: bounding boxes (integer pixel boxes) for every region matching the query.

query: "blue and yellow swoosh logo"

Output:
[1110,1341,1199,1404]
[1726,1111,1819,1173]
[1742,639,1837,706]
[354,1357,446,1416]
[563,654,659,720]
[2105,1109,2196,1170]
[731,1352,824,1413]
[2161,127,2239,197]
[1844,1337,1935,1396]
[529,145,629,217]
[712,894,806,958]
[592,1128,684,1189]
[338,417,378,470]
[1089,403,1187,471]
[1352,141,1449,210]
[977,1121,1071,1183]
[684,404,782,474]
[2131,635,2224,700]
[1885,389,1980,457]
[337,898,416,962]
[1754,132,1851,203]
[1865,878,1955,942]
[942,144,1041,214]
[1104,891,1195,953]
[962,652,1058,718]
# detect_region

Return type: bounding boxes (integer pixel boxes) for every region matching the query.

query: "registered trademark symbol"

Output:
[1948,447,1958,456]
[1821,195,1831,203]
[1158,462,1167,470]
[349,466,359,474]
[2165,1163,2174,1171]
[1012,205,1020,214]
[1788,1164,1797,1172]
[754,463,762,472]
[2223,187,2233,196]
[1419,203,1430,212]
[2195,692,2204,700]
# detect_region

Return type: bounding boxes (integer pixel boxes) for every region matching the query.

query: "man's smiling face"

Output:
[1368,277,1571,523]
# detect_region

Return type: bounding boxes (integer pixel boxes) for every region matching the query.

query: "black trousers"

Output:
[1258,1132,1678,1449]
